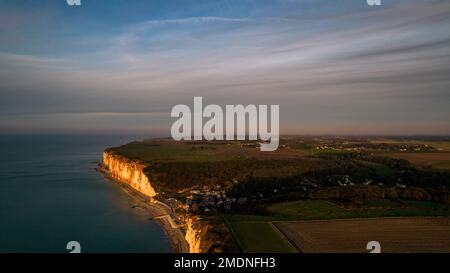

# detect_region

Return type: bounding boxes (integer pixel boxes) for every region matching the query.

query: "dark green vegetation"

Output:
[223,216,297,253]
[225,199,449,222]
[107,139,330,193]
[107,139,249,163]
[269,199,449,219]
[149,159,329,193]
[228,152,450,206]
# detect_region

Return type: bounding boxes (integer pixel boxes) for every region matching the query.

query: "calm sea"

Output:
[0,134,170,253]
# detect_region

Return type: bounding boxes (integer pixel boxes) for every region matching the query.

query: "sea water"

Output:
[0,134,170,253]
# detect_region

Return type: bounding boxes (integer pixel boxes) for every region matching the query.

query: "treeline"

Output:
[317,152,450,187]
[144,159,328,192]
[227,153,450,203]
[143,149,450,205]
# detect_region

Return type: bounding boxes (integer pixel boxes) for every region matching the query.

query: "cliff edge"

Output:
[102,150,211,253]
[103,151,157,197]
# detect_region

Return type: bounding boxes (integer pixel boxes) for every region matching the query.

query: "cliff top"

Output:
[105,138,310,164]
[104,137,450,199]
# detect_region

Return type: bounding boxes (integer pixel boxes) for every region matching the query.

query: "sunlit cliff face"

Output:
[103,152,157,197]
[185,217,202,253]
[103,151,209,253]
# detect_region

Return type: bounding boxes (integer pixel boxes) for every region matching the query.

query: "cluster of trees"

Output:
[226,153,450,204]
[143,148,450,206]
[145,159,327,192]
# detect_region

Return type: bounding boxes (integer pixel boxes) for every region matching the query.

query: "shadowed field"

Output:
[370,139,450,170]
[223,217,297,253]
[274,217,450,253]
[384,152,450,170]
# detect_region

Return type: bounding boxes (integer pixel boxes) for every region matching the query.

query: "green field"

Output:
[224,200,449,252]
[370,139,450,170]
[355,160,395,178]
[109,139,316,163]
[223,216,297,253]
[225,200,449,223]
[431,161,450,171]
[268,200,449,219]
[108,139,247,163]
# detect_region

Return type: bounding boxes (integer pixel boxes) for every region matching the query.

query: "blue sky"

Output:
[1,0,449,134]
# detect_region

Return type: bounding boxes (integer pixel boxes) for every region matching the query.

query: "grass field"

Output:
[109,139,247,163]
[223,200,449,223]
[356,160,395,178]
[369,139,450,170]
[110,139,450,171]
[381,152,450,170]
[267,200,449,219]
[223,216,297,253]
[432,161,450,171]
[365,139,450,169]
[274,217,450,253]
[109,139,314,163]
[224,200,449,252]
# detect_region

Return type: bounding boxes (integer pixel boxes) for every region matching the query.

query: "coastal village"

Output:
[168,139,431,214]
[177,186,247,214]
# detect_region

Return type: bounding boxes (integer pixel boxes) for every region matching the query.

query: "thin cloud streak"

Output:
[0,0,449,134]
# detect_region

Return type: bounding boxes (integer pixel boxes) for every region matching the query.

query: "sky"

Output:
[0,0,449,135]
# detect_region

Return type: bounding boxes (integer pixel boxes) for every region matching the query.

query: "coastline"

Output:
[97,164,190,253]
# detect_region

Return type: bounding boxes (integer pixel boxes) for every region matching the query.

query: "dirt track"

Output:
[274,217,450,253]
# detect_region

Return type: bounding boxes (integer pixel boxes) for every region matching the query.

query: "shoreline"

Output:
[96,164,190,253]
